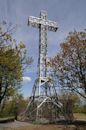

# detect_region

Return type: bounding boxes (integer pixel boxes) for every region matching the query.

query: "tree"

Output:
[50,30,86,99]
[0,22,32,105]
[59,91,80,120]
[0,92,28,118]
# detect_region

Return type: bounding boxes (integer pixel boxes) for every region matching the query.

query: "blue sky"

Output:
[0,0,86,97]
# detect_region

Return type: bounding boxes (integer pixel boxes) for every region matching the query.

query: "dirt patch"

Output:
[14,125,86,130]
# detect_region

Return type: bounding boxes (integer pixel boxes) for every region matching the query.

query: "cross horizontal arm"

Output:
[28,16,40,28]
[47,20,58,32]
[28,16,58,32]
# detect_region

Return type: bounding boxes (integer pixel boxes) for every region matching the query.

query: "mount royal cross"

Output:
[26,11,61,120]
[28,11,58,79]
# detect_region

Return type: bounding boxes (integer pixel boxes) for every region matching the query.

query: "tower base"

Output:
[23,95,62,123]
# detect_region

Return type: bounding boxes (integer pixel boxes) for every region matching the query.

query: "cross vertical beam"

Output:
[39,11,47,78]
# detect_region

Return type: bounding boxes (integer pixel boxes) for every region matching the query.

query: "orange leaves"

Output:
[50,30,86,97]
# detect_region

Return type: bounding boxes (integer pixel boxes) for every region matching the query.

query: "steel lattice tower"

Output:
[25,11,62,122]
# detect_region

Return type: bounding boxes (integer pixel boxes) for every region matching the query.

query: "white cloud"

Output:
[22,76,32,82]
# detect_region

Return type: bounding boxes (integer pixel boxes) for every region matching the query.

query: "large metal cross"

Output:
[28,11,58,79]
[27,11,61,120]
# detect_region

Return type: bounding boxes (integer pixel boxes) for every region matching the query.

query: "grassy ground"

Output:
[74,113,86,120]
